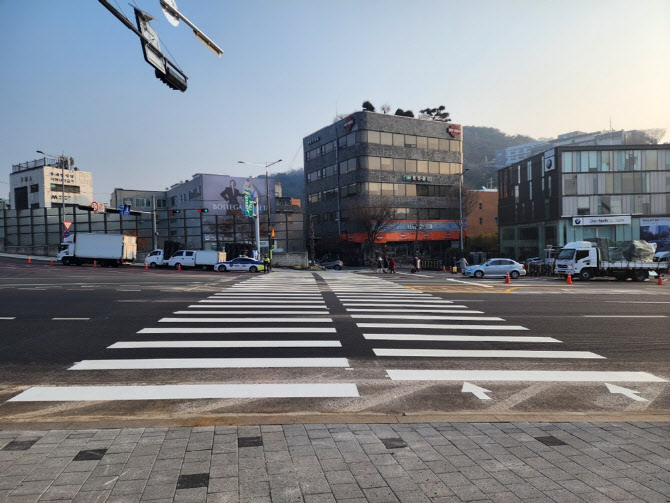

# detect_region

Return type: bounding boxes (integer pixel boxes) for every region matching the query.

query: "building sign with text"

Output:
[572,215,631,226]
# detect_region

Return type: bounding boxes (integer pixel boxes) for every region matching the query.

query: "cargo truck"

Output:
[145,249,226,270]
[554,240,668,281]
[57,233,137,267]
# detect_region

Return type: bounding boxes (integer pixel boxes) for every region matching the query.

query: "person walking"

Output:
[389,257,396,274]
[382,256,389,274]
[411,256,418,274]
[376,257,383,273]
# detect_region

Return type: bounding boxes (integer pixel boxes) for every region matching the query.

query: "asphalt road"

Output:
[0,256,668,426]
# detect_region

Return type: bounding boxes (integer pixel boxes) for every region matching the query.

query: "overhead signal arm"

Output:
[159,0,223,57]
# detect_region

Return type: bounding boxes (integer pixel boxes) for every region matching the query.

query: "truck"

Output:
[57,233,137,267]
[145,249,226,270]
[554,240,668,281]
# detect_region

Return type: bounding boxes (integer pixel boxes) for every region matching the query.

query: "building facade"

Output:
[467,188,498,238]
[10,157,93,210]
[303,111,463,261]
[498,145,670,259]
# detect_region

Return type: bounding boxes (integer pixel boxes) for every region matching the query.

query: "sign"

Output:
[572,215,631,226]
[343,115,355,131]
[118,204,124,213]
[63,231,70,238]
[63,221,73,231]
[243,180,254,217]
[640,217,670,252]
[402,175,432,183]
[447,124,461,138]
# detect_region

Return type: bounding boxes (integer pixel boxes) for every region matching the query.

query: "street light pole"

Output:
[238,159,282,255]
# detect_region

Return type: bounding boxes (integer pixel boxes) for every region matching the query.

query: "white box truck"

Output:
[57,233,137,267]
[163,250,226,270]
[555,240,668,281]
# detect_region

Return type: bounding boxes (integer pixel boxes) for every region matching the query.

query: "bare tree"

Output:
[419,105,451,122]
[349,199,397,259]
[332,113,348,123]
[380,104,390,114]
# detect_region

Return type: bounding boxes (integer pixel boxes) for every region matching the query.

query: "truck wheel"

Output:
[510,270,519,279]
[62,258,71,266]
[474,270,484,278]
[201,265,209,271]
[217,265,227,272]
[632,270,648,282]
[579,269,592,281]
[149,262,157,269]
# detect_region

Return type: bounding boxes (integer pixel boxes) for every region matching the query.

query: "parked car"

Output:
[317,258,344,270]
[215,256,265,273]
[463,258,526,279]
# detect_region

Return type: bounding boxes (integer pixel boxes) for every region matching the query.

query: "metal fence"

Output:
[0,208,305,258]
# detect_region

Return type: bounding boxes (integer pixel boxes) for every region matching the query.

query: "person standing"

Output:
[382,256,389,274]
[389,257,396,274]
[376,257,383,273]
[263,254,270,273]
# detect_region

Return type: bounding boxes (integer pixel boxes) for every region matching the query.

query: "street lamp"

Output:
[458,168,470,254]
[237,159,282,255]
[36,150,70,214]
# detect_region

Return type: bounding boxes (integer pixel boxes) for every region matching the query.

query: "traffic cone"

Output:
[658,274,663,286]
[177,263,181,271]
[49,259,53,266]
[145,263,148,270]
[504,272,511,284]
[442,265,446,272]
[27,256,31,264]
[93,260,97,268]
[566,272,573,285]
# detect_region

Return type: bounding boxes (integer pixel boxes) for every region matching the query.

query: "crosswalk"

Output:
[9,271,666,404]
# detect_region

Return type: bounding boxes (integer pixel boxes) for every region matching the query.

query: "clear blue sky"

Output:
[1,0,669,202]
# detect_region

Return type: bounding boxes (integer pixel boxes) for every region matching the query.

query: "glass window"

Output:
[380,132,393,145]
[396,208,408,219]
[562,152,573,172]
[393,159,405,172]
[394,184,406,196]
[405,135,417,147]
[346,133,355,147]
[605,173,614,194]
[358,157,368,171]
[428,161,440,174]
[338,136,346,148]
[367,131,380,144]
[428,137,439,150]
[580,152,589,172]
[368,157,380,170]
[417,160,428,173]
[625,150,640,171]
[405,184,416,197]
[527,161,532,180]
[417,185,429,197]
[380,158,393,171]
[666,151,670,170]
[381,183,394,196]
[438,139,450,151]
[577,196,590,215]
[600,151,611,171]
[645,150,658,171]
[514,185,519,203]
[622,172,634,192]
[599,195,611,214]
[393,134,404,147]
[405,159,417,173]
[588,151,598,172]
[635,194,650,214]
[355,131,367,144]
[563,174,577,195]
[416,136,428,149]
[613,173,622,193]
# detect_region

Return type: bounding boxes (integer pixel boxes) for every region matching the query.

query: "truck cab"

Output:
[56,239,75,264]
[144,249,166,268]
[167,250,196,268]
[555,241,597,279]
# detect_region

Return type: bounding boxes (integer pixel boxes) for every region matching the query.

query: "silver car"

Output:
[463,258,526,279]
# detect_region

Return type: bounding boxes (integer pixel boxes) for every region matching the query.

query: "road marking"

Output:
[201,300,325,304]
[341,299,454,304]
[9,383,360,401]
[69,358,350,370]
[109,340,342,349]
[348,308,482,314]
[462,382,491,400]
[352,314,504,321]
[358,323,528,331]
[363,334,560,343]
[52,318,90,321]
[582,315,667,318]
[138,327,337,334]
[344,303,466,308]
[188,304,326,309]
[117,289,142,292]
[374,349,604,359]
[386,370,667,382]
[159,317,332,323]
[605,383,648,402]
[0,317,16,320]
[173,310,329,315]
[605,301,670,304]
[446,279,494,288]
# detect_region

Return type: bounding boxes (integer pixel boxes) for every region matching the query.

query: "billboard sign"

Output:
[572,215,631,226]
[243,180,254,217]
[640,217,670,252]
[201,175,274,216]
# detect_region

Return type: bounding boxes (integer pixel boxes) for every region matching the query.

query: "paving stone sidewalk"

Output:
[0,422,668,503]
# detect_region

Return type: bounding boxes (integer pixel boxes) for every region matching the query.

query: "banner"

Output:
[640,217,670,252]
[243,180,254,217]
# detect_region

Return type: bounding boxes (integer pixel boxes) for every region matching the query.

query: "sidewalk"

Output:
[1,422,668,503]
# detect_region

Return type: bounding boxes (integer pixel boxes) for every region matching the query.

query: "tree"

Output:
[404,110,415,118]
[380,104,390,114]
[395,108,414,117]
[362,101,375,112]
[419,105,451,122]
[349,199,397,259]
[394,108,405,116]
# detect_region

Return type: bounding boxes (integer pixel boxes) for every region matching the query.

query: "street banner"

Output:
[243,180,254,217]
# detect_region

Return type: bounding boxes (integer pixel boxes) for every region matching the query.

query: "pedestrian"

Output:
[383,256,389,274]
[376,257,383,273]
[389,257,396,274]
[411,256,418,274]
[262,254,270,273]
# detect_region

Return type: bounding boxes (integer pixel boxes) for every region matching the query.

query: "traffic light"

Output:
[197,208,209,213]
[155,67,187,92]
[169,209,181,214]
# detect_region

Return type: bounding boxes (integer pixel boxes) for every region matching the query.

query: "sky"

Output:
[1,0,669,202]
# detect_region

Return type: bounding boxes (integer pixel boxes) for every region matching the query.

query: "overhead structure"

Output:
[98,0,188,92]
[159,0,224,57]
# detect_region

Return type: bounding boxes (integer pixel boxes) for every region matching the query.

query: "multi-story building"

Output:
[303,111,464,261]
[10,156,93,209]
[498,145,670,259]
[466,188,498,239]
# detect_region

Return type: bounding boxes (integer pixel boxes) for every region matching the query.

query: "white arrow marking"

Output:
[605,383,648,402]
[462,382,492,400]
